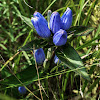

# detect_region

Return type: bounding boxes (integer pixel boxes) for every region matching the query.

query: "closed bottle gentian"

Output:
[61,7,72,30]
[18,86,27,94]
[54,55,61,64]
[53,29,67,46]
[31,17,51,38]
[34,48,45,65]
[50,12,62,34]
[33,12,47,24]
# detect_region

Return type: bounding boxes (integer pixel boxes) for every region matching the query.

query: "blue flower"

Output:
[54,55,61,64]
[34,48,45,64]
[31,17,51,38]
[18,86,26,94]
[53,29,67,46]
[50,12,62,34]
[61,7,72,30]
[33,12,47,24]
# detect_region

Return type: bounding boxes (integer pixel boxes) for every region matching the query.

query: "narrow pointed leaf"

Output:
[67,26,95,36]
[19,39,47,51]
[55,43,90,81]
[0,65,41,86]
[19,15,35,30]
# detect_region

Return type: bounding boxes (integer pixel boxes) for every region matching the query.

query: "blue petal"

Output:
[18,86,26,94]
[31,17,51,38]
[53,29,67,46]
[50,12,62,34]
[54,55,61,64]
[61,7,72,30]
[33,12,47,24]
[34,48,45,64]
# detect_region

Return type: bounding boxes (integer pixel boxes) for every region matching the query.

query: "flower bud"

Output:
[43,59,50,69]
[50,12,62,34]
[18,86,26,94]
[61,7,72,30]
[31,17,51,38]
[33,12,47,24]
[53,29,67,46]
[34,48,45,65]
[54,55,61,64]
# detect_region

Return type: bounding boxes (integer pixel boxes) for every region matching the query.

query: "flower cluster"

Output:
[31,7,72,46]
[31,8,72,64]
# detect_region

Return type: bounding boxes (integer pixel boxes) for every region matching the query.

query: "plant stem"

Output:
[33,46,43,100]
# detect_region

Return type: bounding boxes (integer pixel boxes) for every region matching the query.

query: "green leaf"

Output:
[67,26,95,36]
[0,65,41,86]
[19,15,35,30]
[13,5,34,30]
[1,68,11,78]
[19,38,54,51]
[19,39,47,51]
[55,44,90,81]
[0,44,7,50]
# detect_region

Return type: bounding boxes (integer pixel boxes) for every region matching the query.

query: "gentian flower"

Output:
[54,55,61,64]
[50,12,62,34]
[31,16,51,38]
[61,7,72,30]
[53,29,67,46]
[18,86,27,94]
[33,12,47,24]
[34,48,45,64]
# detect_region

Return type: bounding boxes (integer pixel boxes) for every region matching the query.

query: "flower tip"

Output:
[31,17,35,21]
[53,11,58,14]
[31,17,34,19]
[33,12,46,20]
[34,11,38,13]
[50,11,62,34]
[53,29,67,46]
[31,17,39,26]
[31,16,51,38]
[34,48,45,65]
[67,7,71,10]
[33,11,39,17]
[61,7,72,30]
